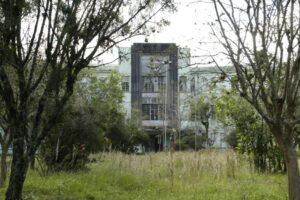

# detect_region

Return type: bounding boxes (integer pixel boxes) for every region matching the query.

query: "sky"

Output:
[100,0,225,67]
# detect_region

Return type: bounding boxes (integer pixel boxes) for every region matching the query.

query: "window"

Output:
[199,77,208,92]
[190,77,195,93]
[142,104,164,120]
[150,105,159,120]
[158,77,165,90]
[122,82,129,92]
[122,76,130,92]
[143,77,154,92]
[144,82,154,92]
[179,76,187,92]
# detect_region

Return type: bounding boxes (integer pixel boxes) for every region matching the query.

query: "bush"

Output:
[174,130,207,151]
[40,71,151,172]
[40,105,104,172]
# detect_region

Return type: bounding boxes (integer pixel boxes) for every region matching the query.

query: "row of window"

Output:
[122,76,205,93]
[142,97,162,104]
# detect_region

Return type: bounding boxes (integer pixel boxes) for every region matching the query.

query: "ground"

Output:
[0,151,288,200]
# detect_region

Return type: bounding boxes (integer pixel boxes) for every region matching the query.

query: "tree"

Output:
[0,98,12,187]
[212,1,300,199]
[189,95,215,148]
[80,70,149,153]
[215,88,285,173]
[40,100,100,172]
[0,0,174,199]
[41,70,149,172]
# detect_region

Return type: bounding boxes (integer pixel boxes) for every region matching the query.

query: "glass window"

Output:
[158,76,165,90]
[179,76,187,92]
[143,77,154,92]
[190,77,195,93]
[142,104,164,120]
[142,104,150,119]
[122,82,129,92]
[144,82,154,92]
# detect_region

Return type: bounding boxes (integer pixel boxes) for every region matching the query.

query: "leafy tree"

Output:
[189,95,215,148]
[174,128,207,151]
[212,1,300,198]
[0,0,174,199]
[41,70,150,171]
[40,100,101,172]
[216,89,285,173]
[81,71,149,153]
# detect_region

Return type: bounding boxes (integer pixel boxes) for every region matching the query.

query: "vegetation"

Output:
[0,97,11,187]
[189,95,215,148]
[174,128,208,151]
[0,0,174,198]
[212,0,300,198]
[215,89,285,173]
[0,151,289,200]
[40,71,149,172]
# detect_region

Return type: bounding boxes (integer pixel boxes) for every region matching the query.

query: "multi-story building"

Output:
[92,43,233,151]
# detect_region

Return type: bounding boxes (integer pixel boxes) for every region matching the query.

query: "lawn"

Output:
[0,151,288,200]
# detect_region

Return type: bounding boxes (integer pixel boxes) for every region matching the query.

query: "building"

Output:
[92,43,233,151]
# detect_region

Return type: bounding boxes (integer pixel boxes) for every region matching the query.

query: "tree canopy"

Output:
[0,0,174,199]
[212,0,300,199]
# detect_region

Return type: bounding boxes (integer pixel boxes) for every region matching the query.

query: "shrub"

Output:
[40,105,104,172]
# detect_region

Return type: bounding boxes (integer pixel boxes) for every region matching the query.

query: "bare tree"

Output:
[0,0,174,199]
[211,0,300,199]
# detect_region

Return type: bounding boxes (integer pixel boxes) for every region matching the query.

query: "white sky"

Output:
[100,0,226,67]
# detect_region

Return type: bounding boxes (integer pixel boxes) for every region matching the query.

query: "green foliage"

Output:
[215,89,285,173]
[40,99,103,172]
[174,129,207,150]
[223,130,239,149]
[78,70,149,153]
[41,70,149,172]
[188,94,215,147]
[174,134,207,151]
[189,95,213,122]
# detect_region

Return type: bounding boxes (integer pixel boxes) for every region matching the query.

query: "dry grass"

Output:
[101,151,242,181]
[0,151,288,200]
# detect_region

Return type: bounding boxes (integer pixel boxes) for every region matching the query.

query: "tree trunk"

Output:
[30,156,35,170]
[284,146,300,200]
[0,147,8,187]
[205,123,209,147]
[5,137,28,200]
[271,125,300,200]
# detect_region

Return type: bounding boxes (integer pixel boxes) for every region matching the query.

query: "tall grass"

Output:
[0,151,288,200]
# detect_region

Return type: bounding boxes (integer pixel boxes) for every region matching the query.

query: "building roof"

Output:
[88,64,118,73]
[189,66,235,74]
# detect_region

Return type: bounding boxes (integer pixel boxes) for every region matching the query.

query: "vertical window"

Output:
[158,77,165,90]
[150,105,158,120]
[122,76,130,92]
[122,82,129,92]
[199,77,208,92]
[142,104,150,119]
[190,77,195,93]
[179,76,187,92]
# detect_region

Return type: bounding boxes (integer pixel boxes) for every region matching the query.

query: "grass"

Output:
[0,151,288,200]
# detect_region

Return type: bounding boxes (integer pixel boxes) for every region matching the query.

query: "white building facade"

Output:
[94,43,232,151]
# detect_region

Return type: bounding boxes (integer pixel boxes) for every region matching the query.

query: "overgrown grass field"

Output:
[0,151,288,200]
